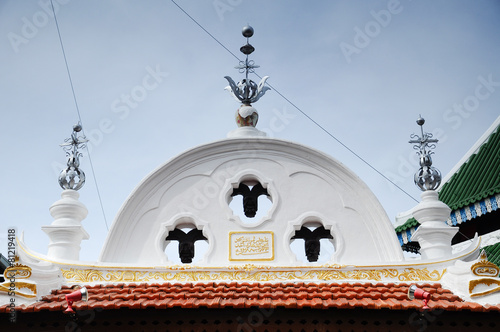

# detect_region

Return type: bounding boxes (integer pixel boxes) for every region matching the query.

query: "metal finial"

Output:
[58,123,88,191]
[224,25,270,108]
[409,115,441,191]
[242,25,254,38]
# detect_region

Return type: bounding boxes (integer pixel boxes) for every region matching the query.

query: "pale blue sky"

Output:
[1,0,499,261]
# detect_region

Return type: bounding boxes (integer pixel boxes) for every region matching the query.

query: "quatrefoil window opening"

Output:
[290,224,335,263]
[229,180,272,224]
[165,225,208,264]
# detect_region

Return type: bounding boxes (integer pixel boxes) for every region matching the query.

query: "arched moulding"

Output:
[284,212,344,265]
[100,138,404,264]
[220,169,279,229]
[155,213,213,265]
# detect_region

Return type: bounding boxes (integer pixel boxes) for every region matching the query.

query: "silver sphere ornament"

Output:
[59,166,86,191]
[58,123,88,191]
[414,166,441,191]
[408,115,442,191]
[242,25,254,38]
[73,123,82,132]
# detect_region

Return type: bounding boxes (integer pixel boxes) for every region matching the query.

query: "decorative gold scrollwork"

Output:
[62,267,444,283]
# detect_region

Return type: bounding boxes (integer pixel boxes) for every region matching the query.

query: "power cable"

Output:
[50,0,110,230]
[171,0,419,204]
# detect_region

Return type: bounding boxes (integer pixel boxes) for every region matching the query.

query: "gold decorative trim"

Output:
[62,267,445,283]
[469,278,500,297]
[471,250,500,277]
[0,258,37,298]
[0,281,37,298]
[397,268,445,282]
[4,263,32,279]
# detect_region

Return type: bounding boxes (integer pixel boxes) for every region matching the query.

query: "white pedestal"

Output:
[42,189,89,261]
[411,190,458,260]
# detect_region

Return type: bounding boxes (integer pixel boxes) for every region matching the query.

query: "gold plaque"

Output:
[229,231,274,261]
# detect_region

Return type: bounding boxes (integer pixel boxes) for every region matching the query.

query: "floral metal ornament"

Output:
[224,75,270,105]
[58,123,88,191]
[224,25,270,128]
[409,116,442,191]
[224,25,270,105]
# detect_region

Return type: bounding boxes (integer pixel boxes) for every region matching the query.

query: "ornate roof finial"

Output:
[409,116,441,191]
[224,25,270,129]
[58,123,88,191]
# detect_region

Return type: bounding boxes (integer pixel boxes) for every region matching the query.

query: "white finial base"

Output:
[227,126,267,138]
[411,190,458,259]
[41,225,89,261]
[42,189,89,261]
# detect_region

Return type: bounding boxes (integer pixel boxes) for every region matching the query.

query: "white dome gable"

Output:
[99,138,403,265]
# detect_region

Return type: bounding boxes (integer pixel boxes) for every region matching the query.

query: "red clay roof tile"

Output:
[399,299,417,310]
[114,299,137,309]
[101,299,121,310]
[374,299,390,309]
[384,298,403,310]
[283,298,297,308]
[336,298,352,309]
[31,301,48,312]
[231,297,247,308]
[260,298,273,308]
[14,304,30,313]
[140,299,159,309]
[72,301,89,311]
[45,301,64,311]
[2,281,499,314]
[93,293,110,301]
[205,297,222,308]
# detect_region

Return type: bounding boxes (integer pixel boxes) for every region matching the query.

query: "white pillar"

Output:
[411,190,458,259]
[42,189,89,261]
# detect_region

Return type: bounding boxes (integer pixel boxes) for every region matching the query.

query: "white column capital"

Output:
[42,189,89,261]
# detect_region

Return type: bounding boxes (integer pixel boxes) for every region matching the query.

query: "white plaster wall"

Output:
[99,138,403,265]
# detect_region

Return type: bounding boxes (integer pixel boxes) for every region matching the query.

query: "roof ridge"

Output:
[395,217,419,233]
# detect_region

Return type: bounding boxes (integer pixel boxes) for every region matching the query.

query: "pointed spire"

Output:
[224,25,270,130]
[409,116,441,191]
[58,123,88,191]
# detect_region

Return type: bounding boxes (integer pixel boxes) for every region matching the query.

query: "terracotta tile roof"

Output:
[2,281,500,314]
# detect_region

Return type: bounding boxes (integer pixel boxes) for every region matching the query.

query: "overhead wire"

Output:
[50,0,109,231]
[170,0,419,204]
[47,0,472,247]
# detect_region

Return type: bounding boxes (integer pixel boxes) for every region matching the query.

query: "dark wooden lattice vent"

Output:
[166,228,207,263]
[231,182,269,218]
[291,226,333,262]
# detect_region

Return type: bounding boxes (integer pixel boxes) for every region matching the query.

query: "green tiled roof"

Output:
[439,125,500,211]
[483,242,500,275]
[395,217,419,233]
